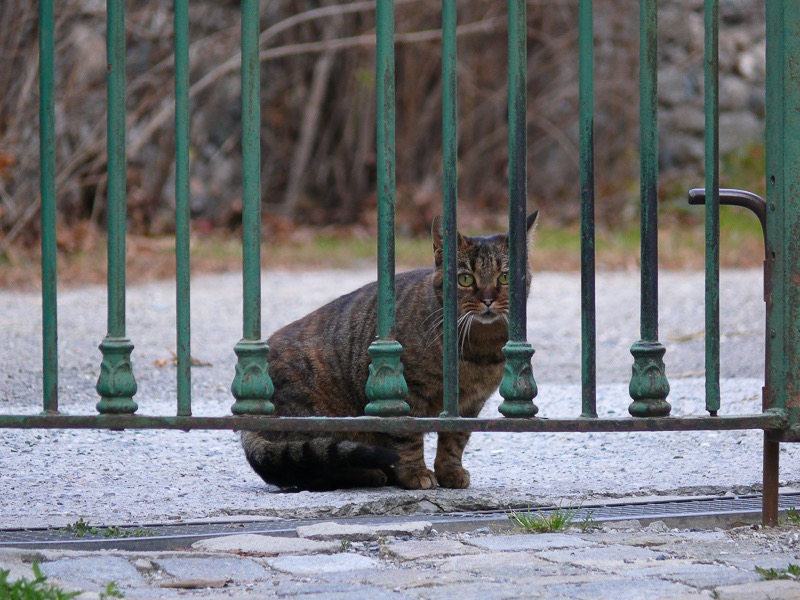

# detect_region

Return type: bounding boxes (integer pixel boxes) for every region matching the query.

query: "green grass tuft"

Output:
[786,507,800,526]
[100,581,124,599]
[63,518,98,538]
[755,563,800,580]
[62,520,152,540]
[101,526,153,539]
[0,563,80,600]
[508,504,580,533]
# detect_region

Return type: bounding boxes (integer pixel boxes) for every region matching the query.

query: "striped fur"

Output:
[242,212,538,491]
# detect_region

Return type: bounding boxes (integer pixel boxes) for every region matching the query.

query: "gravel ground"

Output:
[1,268,797,529]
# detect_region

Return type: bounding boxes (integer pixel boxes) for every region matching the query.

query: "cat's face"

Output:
[431,213,538,327]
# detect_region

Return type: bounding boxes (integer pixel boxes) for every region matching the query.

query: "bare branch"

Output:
[129,16,505,158]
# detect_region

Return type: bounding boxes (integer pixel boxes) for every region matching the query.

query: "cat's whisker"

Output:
[424,315,444,336]
[465,313,475,353]
[456,314,469,341]
[422,336,441,352]
[421,308,448,349]
[458,313,474,359]
[455,314,466,359]
[422,317,445,350]
[421,307,445,327]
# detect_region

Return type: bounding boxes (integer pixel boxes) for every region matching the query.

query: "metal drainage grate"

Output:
[546,493,800,523]
[1,492,798,551]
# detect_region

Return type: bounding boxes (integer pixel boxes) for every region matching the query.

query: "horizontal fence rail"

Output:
[0,412,788,433]
[3,0,799,526]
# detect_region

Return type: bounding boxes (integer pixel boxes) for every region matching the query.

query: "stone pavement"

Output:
[3,518,800,599]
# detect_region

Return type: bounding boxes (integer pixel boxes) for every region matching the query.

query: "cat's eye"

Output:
[498,272,510,285]
[458,273,475,287]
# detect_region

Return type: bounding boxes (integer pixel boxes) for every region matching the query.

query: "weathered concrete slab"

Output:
[381,539,480,561]
[40,556,144,591]
[465,532,597,552]
[266,552,380,575]
[544,578,696,600]
[627,561,759,588]
[713,580,800,600]
[192,533,339,555]
[155,556,269,582]
[296,520,432,541]
[537,543,666,570]
[429,550,582,578]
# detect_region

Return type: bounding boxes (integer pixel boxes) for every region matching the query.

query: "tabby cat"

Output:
[242,212,538,491]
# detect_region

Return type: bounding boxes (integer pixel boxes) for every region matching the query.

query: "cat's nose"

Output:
[481,298,493,307]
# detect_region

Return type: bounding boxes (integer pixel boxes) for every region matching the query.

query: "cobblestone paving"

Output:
[3,519,800,599]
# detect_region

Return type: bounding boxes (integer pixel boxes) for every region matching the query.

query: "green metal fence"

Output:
[2,1,798,526]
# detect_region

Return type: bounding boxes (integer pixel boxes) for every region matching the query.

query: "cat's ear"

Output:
[432,216,444,266]
[526,210,539,250]
[432,215,444,252]
[503,210,539,249]
[432,216,468,266]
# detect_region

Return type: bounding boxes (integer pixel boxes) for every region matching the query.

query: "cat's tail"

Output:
[241,432,400,491]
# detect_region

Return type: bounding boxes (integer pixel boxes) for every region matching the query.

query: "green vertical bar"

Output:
[762,0,800,527]
[498,0,538,419]
[174,0,191,417]
[628,0,670,417]
[440,0,459,418]
[579,0,597,419]
[639,0,658,343]
[241,0,261,343]
[364,0,409,417]
[231,0,274,416]
[765,2,800,426]
[375,0,397,342]
[506,0,527,345]
[107,0,126,340]
[704,0,720,415]
[765,0,782,411]
[39,0,58,414]
[96,0,137,415]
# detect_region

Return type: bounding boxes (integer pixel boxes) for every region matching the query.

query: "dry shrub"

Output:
[0,0,643,251]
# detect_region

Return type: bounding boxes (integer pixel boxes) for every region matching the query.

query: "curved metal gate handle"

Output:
[689,187,769,303]
[688,187,767,252]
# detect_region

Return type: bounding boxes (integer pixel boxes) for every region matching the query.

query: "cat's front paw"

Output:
[395,468,438,490]
[435,465,470,489]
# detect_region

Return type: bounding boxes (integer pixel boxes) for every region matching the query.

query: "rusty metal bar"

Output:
[768,428,800,443]
[763,436,780,525]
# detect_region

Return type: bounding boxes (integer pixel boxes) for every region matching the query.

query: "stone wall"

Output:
[658,0,765,171]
